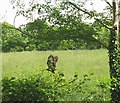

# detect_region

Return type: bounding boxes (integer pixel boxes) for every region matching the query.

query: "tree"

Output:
[109,0,120,102]
[67,0,120,102]
[2,22,24,52]
[8,0,109,49]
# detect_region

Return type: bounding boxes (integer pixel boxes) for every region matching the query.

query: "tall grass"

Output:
[2,49,110,80]
[2,49,111,101]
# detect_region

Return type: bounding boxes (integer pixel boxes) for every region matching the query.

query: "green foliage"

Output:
[2,70,111,102]
[2,19,106,52]
[1,2,110,52]
[92,21,110,48]
[2,22,25,52]
[2,71,80,101]
[58,40,76,50]
[108,29,120,102]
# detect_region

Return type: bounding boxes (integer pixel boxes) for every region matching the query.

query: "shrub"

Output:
[2,70,79,102]
[2,69,111,102]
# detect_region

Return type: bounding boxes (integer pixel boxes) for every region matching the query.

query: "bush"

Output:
[2,70,79,102]
[2,69,111,102]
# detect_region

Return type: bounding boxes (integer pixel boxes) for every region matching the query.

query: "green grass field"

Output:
[2,49,111,101]
[2,49,110,80]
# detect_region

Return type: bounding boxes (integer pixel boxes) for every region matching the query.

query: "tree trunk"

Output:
[109,0,120,102]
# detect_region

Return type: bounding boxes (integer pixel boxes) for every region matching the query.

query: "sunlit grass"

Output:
[2,49,110,80]
[2,49,111,101]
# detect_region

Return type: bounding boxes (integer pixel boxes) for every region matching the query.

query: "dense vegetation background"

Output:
[1,2,110,52]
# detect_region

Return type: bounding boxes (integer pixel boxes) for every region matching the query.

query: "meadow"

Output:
[2,49,111,101]
[2,49,110,79]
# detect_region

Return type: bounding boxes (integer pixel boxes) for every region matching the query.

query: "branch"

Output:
[69,35,109,49]
[13,11,19,26]
[104,0,112,8]
[91,37,109,49]
[3,24,108,49]
[68,1,111,30]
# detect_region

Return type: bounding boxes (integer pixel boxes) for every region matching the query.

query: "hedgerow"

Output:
[2,69,111,102]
